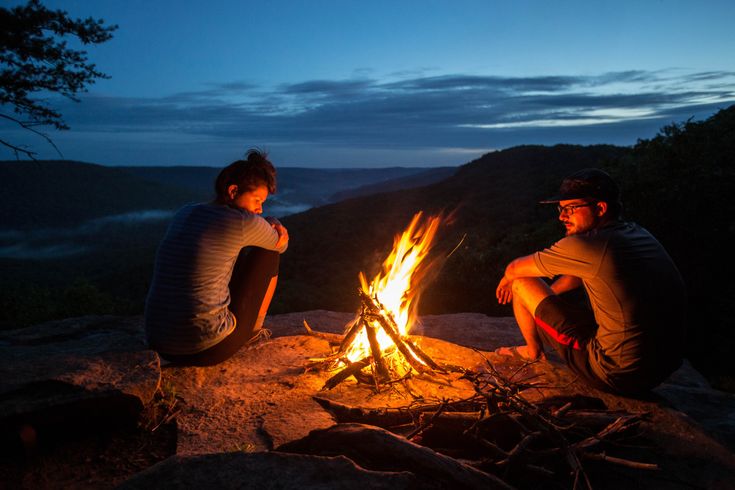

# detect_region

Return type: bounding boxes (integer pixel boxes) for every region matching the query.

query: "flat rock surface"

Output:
[166,335,337,455]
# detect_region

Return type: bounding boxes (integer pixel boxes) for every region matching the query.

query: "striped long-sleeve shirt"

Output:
[144,203,287,355]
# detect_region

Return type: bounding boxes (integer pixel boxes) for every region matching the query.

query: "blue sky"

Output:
[2,0,734,167]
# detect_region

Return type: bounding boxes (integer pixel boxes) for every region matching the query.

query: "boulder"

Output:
[118,451,419,490]
[277,423,512,489]
[0,315,160,444]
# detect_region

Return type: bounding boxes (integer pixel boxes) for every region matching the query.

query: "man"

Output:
[145,149,289,366]
[495,168,686,395]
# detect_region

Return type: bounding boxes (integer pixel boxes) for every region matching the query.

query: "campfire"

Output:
[320,212,448,391]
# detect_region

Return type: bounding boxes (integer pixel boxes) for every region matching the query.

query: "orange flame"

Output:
[344,212,442,365]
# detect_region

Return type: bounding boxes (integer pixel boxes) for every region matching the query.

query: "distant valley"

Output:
[0,161,453,231]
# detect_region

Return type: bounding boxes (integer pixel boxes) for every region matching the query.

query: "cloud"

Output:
[281,79,374,96]
[9,69,735,165]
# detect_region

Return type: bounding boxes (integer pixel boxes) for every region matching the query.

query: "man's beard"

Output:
[563,219,596,236]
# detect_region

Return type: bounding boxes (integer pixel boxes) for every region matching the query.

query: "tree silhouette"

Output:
[0,0,116,158]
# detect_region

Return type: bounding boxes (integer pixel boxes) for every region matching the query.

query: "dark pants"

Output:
[161,247,280,366]
[534,295,611,392]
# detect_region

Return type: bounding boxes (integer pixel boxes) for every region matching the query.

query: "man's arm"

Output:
[496,254,583,304]
[496,254,544,304]
[504,254,544,281]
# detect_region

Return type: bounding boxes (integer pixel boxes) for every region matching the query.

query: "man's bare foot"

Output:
[494,345,546,361]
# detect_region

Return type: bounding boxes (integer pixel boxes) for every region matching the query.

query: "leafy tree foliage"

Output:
[605,105,735,388]
[0,0,116,158]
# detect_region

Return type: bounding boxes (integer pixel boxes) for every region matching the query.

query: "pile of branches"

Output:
[304,289,448,392]
[316,356,657,489]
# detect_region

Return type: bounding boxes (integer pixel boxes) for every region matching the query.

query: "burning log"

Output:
[359,289,434,375]
[338,317,363,353]
[322,357,371,391]
[365,323,390,380]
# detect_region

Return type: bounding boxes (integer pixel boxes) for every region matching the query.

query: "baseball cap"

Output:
[540,168,619,204]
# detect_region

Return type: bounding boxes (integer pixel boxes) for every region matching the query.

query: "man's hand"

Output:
[496,275,513,304]
[495,254,545,304]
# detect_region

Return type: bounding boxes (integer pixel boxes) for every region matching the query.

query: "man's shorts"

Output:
[533,295,610,391]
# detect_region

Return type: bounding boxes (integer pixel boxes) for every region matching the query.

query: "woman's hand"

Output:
[273,222,289,248]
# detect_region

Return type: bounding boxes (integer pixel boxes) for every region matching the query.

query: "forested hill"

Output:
[603,105,735,384]
[327,166,456,202]
[0,160,199,229]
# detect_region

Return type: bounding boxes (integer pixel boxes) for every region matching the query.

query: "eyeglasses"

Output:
[557,202,595,216]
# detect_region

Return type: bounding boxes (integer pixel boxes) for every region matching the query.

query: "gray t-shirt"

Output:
[533,221,686,391]
[145,203,287,355]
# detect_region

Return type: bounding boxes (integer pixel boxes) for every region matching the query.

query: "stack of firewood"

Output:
[314,356,656,489]
[313,289,447,391]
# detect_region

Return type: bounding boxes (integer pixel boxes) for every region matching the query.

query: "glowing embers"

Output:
[322,212,445,391]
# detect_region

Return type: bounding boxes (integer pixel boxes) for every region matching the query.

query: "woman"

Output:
[145,149,289,366]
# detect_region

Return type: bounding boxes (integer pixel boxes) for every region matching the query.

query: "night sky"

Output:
[3,0,734,167]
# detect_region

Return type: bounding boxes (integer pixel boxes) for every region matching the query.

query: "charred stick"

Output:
[338,317,364,353]
[416,411,482,440]
[403,336,446,373]
[426,411,483,423]
[498,431,541,469]
[475,436,510,459]
[372,312,431,374]
[302,320,343,345]
[440,363,468,374]
[574,414,645,450]
[556,410,636,430]
[354,370,377,386]
[365,323,391,380]
[581,452,659,470]
[357,290,431,374]
[312,397,415,426]
[381,371,413,386]
[407,402,447,440]
[515,464,555,478]
[321,357,371,391]
[552,401,574,418]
